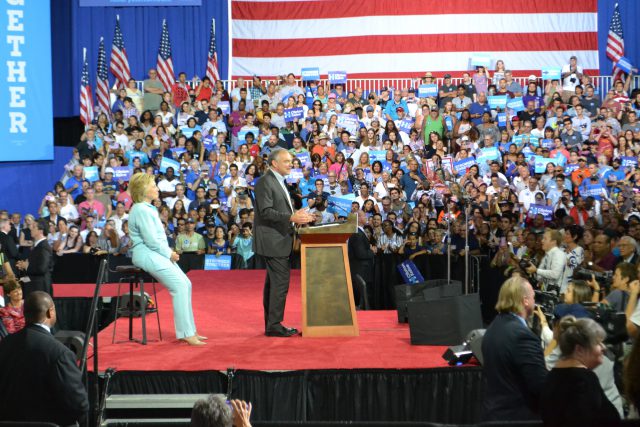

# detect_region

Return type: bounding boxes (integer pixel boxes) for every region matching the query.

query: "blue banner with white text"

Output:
[0,1,53,161]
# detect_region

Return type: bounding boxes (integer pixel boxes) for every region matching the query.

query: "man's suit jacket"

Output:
[25,241,53,296]
[0,324,89,425]
[348,229,374,283]
[481,313,548,422]
[253,169,295,258]
[0,231,18,266]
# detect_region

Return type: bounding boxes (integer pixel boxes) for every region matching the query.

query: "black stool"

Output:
[112,265,162,345]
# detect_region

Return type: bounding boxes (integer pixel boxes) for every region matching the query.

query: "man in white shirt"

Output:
[525,229,566,292]
[58,190,79,225]
[230,77,253,111]
[277,73,304,103]
[518,177,543,211]
[167,183,192,210]
[571,104,592,140]
[157,167,181,204]
[561,56,584,102]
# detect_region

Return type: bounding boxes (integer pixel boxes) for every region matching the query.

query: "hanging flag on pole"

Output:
[80,48,95,127]
[110,15,131,88]
[206,18,221,82]
[156,19,175,92]
[606,3,625,83]
[96,37,111,115]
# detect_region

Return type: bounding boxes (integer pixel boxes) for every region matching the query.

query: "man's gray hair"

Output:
[620,236,638,249]
[191,394,232,427]
[267,147,288,168]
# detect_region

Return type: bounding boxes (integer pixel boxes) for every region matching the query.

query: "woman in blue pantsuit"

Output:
[128,173,206,346]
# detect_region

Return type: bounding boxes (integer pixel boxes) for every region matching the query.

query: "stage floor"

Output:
[56,270,450,372]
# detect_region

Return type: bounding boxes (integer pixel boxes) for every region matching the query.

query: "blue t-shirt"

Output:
[469,102,491,126]
[65,176,85,199]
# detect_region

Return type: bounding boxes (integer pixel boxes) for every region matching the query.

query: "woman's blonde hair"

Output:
[495,275,530,314]
[129,172,156,203]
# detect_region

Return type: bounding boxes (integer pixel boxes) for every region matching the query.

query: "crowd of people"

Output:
[2,55,640,423]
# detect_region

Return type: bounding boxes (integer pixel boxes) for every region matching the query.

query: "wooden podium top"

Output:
[297,214,357,235]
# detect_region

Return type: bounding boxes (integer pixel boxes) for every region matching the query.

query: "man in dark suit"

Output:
[481,275,548,421]
[254,148,315,337]
[16,219,53,298]
[348,210,375,307]
[0,291,89,425]
[0,218,19,270]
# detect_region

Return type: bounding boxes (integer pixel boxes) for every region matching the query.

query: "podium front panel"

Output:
[305,246,352,326]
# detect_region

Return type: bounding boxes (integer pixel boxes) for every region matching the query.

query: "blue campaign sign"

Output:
[160,157,181,173]
[301,67,320,81]
[327,194,355,215]
[80,0,200,5]
[418,84,438,98]
[512,134,524,145]
[296,152,311,167]
[84,166,99,182]
[368,150,387,163]
[621,156,639,169]
[506,97,525,112]
[564,163,580,174]
[554,153,567,166]
[398,119,414,134]
[525,136,540,147]
[534,156,559,173]
[469,54,491,68]
[453,157,476,175]
[286,168,304,184]
[580,183,605,199]
[171,147,186,157]
[541,67,562,81]
[480,147,500,161]
[617,57,634,74]
[336,113,359,134]
[217,101,231,115]
[487,95,507,109]
[529,204,553,221]
[541,138,554,149]
[328,71,347,84]
[397,260,425,284]
[497,112,507,127]
[444,116,453,132]
[1,0,54,161]
[204,254,232,271]
[284,107,305,123]
[112,166,131,181]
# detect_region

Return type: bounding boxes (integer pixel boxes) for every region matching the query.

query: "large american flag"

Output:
[206,18,221,82]
[156,19,175,92]
[606,4,625,83]
[110,15,131,88]
[96,38,111,115]
[80,49,94,127]
[231,0,599,78]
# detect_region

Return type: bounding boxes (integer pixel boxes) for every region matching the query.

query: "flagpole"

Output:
[83,47,86,63]
[227,0,233,81]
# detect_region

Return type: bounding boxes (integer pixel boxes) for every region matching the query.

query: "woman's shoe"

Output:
[196,335,208,340]
[180,336,206,346]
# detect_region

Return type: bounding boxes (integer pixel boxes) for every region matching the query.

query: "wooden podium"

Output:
[298,214,359,337]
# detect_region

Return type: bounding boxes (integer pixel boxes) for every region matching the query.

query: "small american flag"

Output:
[110,15,131,88]
[96,38,111,115]
[606,4,625,83]
[80,49,95,127]
[206,18,220,82]
[156,19,175,92]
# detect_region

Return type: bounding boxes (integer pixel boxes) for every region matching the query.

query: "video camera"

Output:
[572,266,614,291]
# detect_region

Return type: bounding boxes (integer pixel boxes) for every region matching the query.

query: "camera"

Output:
[535,290,560,319]
[572,267,614,290]
[519,257,533,271]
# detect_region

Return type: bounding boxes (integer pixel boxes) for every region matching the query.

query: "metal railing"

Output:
[133,75,639,101]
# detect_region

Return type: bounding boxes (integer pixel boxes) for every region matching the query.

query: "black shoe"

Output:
[265,326,298,337]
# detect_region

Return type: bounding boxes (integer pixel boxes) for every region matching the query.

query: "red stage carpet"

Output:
[56,270,450,372]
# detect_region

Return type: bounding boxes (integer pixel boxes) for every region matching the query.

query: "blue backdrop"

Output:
[51,0,229,117]
[0,1,53,160]
[597,0,640,78]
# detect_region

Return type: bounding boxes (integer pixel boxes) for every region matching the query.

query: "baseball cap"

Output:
[328,93,337,99]
[528,75,537,81]
[366,106,374,112]
[318,132,329,140]
[105,167,114,174]
[396,106,405,112]
[430,105,439,111]
[444,73,452,79]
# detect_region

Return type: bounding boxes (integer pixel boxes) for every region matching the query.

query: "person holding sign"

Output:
[254,149,316,337]
[128,173,205,346]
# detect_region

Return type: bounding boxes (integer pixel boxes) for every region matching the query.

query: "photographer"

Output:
[525,229,566,292]
[591,262,637,311]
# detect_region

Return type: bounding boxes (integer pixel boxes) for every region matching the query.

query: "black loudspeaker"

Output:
[422,281,463,300]
[54,330,86,361]
[408,293,483,345]
[466,328,486,365]
[395,279,463,323]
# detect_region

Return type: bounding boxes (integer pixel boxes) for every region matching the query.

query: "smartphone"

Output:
[500,237,506,247]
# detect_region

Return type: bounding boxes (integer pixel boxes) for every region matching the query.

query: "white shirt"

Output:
[535,246,567,291]
[518,188,543,210]
[60,203,79,222]
[158,178,181,203]
[561,64,584,91]
[167,195,192,210]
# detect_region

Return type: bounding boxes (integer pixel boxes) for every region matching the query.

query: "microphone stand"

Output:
[464,198,471,294]
[445,201,452,285]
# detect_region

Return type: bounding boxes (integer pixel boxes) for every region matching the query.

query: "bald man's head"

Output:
[24,291,56,326]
